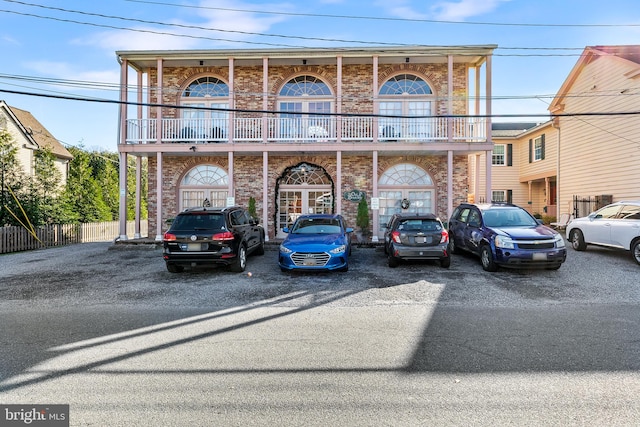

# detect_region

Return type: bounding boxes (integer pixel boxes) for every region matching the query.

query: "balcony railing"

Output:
[125,116,487,144]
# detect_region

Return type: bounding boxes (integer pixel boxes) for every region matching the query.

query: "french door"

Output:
[378,190,434,234]
[277,188,333,238]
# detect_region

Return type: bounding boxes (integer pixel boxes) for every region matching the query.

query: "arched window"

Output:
[182,77,229,98]
[380,74,432,96]
[379,163,433,185]
[378,163,435,231]
[180,77,229,142]
[180,165,228,209]
[378,74,434,141]
[278,76,333,140]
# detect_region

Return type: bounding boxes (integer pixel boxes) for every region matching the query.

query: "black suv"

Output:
[383,213,451,268]
[162,206,265,273]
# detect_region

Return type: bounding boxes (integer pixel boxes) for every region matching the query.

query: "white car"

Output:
[566,201,640,265]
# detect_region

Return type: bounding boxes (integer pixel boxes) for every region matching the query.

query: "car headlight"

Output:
[495,235,515,249]
[329,244,346,254]
[554,233,566,248]
[279,245,292,254]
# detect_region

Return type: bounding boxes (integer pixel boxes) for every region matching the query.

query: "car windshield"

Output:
[291,218,342,234]
[172,213,224,230]
[482,209,538,227]
[397,219,441,232]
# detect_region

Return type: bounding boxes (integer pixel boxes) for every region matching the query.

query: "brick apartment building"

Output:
[116,45,496,241]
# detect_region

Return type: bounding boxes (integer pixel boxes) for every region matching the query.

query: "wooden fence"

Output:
[0,220,148,254]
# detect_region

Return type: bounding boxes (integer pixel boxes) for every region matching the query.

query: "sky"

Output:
[1,0,639,152]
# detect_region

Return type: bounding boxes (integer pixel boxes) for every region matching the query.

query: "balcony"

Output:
[125,116,487,145]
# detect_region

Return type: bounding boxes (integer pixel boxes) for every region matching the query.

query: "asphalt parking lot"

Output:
[1,239,639,309]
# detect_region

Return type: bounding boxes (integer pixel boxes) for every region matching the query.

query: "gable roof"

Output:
[1,101,72,159]
[549,45,640,114]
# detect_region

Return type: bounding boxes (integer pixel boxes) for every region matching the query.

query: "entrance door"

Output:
[277,188,333,238]
[378,190,434,232]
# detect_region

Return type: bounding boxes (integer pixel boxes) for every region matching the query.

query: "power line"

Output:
[121,0,640,28]
[0,1,619,55]
[3,86,640,120]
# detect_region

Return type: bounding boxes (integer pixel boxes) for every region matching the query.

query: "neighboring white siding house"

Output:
[549,45,640,216]
[0,100,72,184]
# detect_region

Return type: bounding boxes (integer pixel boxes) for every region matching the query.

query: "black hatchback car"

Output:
[448,202,566,271]
[384,213,451,268]
[162,206,265,273]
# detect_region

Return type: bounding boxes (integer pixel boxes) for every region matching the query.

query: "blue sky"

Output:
[1,0,639,152]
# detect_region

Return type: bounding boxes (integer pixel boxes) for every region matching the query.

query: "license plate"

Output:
[416,236,426,243]
[532,253,547,261]
[187,243,204,251]
[303,259,317,266]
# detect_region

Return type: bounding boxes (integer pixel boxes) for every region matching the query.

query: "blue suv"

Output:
[448,202,567,271]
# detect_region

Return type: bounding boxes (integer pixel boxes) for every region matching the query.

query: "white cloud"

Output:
[76,0,292,52]
[431,0,510,21]
[24,61,120,86]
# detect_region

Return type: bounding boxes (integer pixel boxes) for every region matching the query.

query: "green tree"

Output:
[64,146,111,222]
[0,128,27,226]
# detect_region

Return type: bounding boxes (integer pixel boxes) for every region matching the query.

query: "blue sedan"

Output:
[279,214,353,272]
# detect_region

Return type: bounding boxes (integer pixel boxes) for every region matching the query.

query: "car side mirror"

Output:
[536,219,544,225]
[283,227,290,233]
[346,227,354,233]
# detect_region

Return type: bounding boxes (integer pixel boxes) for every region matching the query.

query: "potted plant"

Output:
[248,196,257,218]
[356,196,370,242]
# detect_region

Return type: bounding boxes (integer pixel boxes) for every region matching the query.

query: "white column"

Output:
[228,152,234,200]
[448,150,453,220]
[118,59,128,240]
[485,55,493,203]
[336,55,342,143]
[336,151,342,214]
[155,152,163,241]
[372,151,379,241]
[228,57,235,143]
[263,151,269,241]
[134,156,142,238]
[262,57,269,144]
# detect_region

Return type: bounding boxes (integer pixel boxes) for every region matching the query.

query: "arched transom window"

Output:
[180,165,229,209]
[278,76,333,140]
[378,74,434,141]
[180,77,230,142]
[182,77,229,98]
[380,74,433,95]
[379,163,433,185]
[280,163,332,185]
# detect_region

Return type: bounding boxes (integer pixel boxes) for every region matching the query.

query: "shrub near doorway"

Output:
[356,197,371,242]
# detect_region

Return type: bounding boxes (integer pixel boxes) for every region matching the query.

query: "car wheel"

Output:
[166,263,183,273]
[388,254,399,268]
[570,229,587,251]
[480,245,498,272]
[230,245,247,272]
[632,239,640,265]
[440,256,451,268]
[449,238,462,255]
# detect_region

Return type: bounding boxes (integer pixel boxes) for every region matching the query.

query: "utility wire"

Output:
[0,1,619,55]
[3,87,640,120]
[121,0,640,28]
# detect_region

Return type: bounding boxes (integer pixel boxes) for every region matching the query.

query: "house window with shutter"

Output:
[492,144,505,165]
[533,135,545,161]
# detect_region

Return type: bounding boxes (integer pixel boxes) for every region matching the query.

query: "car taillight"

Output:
[440,230,449,244]
[212,231,234,241]
[391,230,402,243]
[163,232,176,241]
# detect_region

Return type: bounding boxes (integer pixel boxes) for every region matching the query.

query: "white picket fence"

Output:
[0,220,148,254]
